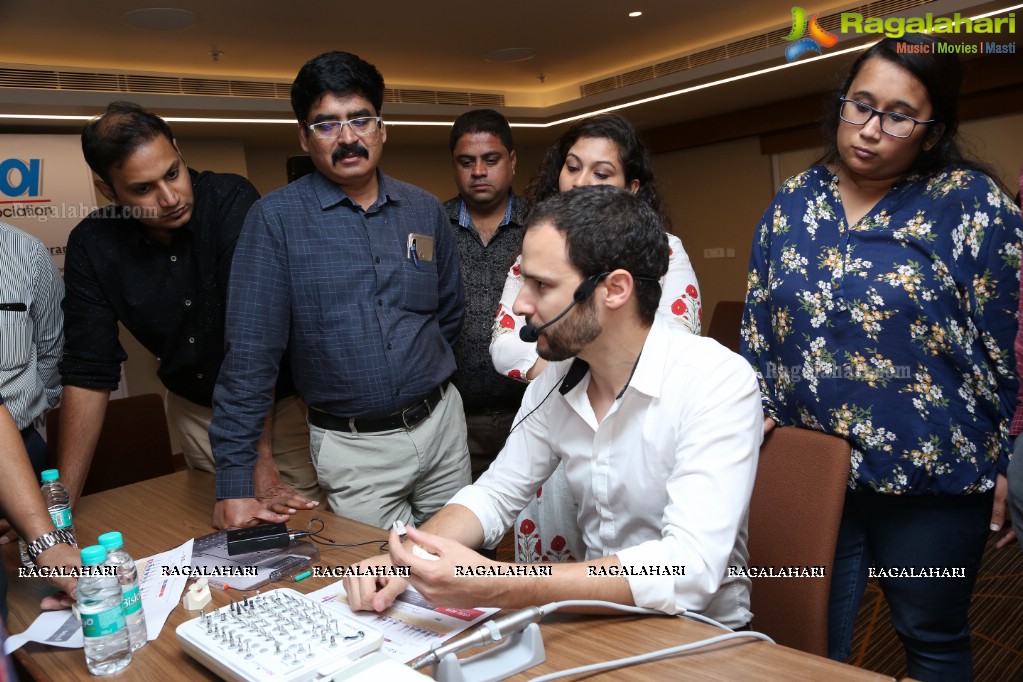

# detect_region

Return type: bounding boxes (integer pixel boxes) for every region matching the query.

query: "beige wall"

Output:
[653,137,776,331]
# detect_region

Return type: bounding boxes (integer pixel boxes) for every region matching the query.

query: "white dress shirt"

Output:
[449,317,763,627]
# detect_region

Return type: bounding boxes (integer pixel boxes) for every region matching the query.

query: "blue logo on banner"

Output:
[0,159,42,197]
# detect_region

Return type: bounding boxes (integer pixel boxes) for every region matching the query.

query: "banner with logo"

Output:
[0,134,97,275]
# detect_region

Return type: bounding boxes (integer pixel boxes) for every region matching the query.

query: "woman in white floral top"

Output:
[489,114,702,564]
[741,35,1022,681]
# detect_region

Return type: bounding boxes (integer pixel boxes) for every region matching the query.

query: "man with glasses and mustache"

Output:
[211,52,470,530]
[58,102,322,527]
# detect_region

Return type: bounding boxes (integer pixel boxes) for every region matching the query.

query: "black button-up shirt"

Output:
[60,169,270,407]
[444,193,528,410]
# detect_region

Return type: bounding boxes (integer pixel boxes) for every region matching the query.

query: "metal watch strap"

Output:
[25,528,76,563]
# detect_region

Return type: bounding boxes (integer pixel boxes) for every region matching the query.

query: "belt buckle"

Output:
[401,397,432,429]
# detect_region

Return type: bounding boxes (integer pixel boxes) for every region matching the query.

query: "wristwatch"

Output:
[25,529,77,563]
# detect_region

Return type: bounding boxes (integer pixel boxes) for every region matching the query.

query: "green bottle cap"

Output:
[98,532,124,551]
[80,545,108,566]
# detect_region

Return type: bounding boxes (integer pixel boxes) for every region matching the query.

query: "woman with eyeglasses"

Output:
[741,35,1021,680]
[490,113,702,564]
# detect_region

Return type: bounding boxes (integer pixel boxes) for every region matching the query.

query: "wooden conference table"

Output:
[4,471,893,681]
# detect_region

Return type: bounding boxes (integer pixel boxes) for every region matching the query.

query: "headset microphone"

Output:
[518,271,609,343]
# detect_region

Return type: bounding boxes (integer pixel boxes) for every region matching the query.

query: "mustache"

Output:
[332,143,369,164]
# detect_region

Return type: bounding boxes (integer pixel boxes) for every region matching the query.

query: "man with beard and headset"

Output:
[342,186,763,629]
[211,51,469,530]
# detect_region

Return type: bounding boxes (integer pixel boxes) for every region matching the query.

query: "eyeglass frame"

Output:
[305,116,383,140]
[837,98,934,139]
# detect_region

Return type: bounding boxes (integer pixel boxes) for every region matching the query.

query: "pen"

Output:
[293,570,312,582]
[0,302,27,312]
[409,242,420,269]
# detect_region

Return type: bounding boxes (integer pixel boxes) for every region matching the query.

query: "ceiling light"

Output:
[628,11,642,18]
[122,8,198,31]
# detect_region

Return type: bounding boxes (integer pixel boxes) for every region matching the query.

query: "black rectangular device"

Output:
[225,522,291,556]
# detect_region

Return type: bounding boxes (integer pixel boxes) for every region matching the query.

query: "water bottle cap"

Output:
[98,532,124,550]
[80,545,108,566]
[40,469,60,482]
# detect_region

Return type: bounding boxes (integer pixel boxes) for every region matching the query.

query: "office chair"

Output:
[47,393,175,496]
[746,426,851,657]
[705,300,745,353]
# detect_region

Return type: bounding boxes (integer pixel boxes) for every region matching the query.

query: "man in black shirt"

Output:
[57,102,322,527]
[443,110,527,480]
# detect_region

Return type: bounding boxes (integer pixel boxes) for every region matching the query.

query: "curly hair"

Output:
[525,113,671,229]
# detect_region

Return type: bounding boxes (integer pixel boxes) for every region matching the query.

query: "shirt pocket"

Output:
[401,258,439,313]
[0,311,31,370]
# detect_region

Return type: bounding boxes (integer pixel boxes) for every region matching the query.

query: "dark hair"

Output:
[820,34,987,177]
[290,51,385,123]
[525,113,670,228]
[526,185,668,324]
[449,109,514,153]
[81,101,175,185]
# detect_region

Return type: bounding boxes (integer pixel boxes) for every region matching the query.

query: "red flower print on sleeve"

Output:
[508,369,522,380]
[550,536,567,552]
[671,299,687,316]
[686,284,698,298]
[500,314,515,329]
[519,519,536,535]
[512,264,521,277]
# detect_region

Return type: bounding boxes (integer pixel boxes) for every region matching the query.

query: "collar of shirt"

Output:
[555,319,665,424]
[309,169,409,212]
[456,193,514,229]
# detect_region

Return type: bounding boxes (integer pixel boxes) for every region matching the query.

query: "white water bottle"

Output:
[19,468,78,568]
[77,545,132,675]
[98,531,148,652]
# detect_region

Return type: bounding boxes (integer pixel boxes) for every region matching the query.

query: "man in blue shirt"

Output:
[211,51,470,529]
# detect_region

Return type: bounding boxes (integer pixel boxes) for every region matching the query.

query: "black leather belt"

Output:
[308,381,448,433]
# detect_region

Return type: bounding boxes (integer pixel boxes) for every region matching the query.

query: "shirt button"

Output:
[170,256,177,262]
[377,299,383,306]
[184,299,192,306]
[375,257,381,264]
[386,343,393,350]
[196,373,204,379]
[394,388,401,396]
[188,337,195,344]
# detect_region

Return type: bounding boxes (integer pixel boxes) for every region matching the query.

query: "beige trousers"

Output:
[308,384,471,529]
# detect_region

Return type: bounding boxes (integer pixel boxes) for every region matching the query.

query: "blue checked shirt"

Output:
[211,170,464,499]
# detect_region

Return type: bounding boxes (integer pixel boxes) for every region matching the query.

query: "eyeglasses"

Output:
[306,116,381,140]
[838,99,934,139]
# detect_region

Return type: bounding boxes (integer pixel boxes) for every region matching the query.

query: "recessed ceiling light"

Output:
[485,47,536,63]
[122,8,198,31]
[628,11,642,17]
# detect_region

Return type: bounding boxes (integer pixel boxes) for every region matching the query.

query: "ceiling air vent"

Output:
[0,66,504,107]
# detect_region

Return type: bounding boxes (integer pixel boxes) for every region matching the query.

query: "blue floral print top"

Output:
[742,165,1022,495]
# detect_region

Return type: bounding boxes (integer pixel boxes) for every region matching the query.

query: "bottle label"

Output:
[50,508,72,530]
[122,585,142,615]
[81,605,126,638]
